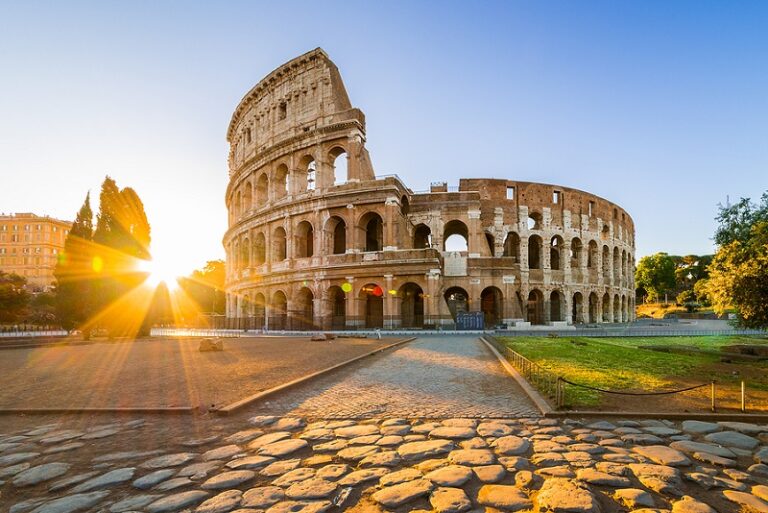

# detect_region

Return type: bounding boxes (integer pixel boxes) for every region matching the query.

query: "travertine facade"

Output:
[0,213,71,291]
[223,48,635,329]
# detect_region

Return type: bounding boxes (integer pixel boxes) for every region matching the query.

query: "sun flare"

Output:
[136,258,180,290]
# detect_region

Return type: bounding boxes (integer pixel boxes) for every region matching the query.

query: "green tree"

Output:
[693,278,711,307]
[707,221,768,329]
[0,271,30,323]
[179,260,226,315]
[53,192,94,332]
[714,193,768,246]
[635,252,676,302]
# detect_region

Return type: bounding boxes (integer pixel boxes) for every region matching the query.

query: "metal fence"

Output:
[0,326,67,338]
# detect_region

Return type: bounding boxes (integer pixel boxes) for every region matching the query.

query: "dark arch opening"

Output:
[414,224,432,249]
[527,289,544,325]
[481,287,503,327]
[329,286,346,330]
[360,283,384,328]
[399,282,424,328]
[443,220,469,252]
[444,287,469,322]
[528,235,543,269]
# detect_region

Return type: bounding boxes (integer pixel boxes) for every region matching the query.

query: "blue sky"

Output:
[1,1,766,273]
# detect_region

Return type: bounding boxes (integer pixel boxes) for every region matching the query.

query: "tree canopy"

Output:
[0,271,30,323]
[635,252,676,302]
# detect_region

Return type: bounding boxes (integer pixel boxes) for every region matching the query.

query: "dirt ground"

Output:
[0,336,400,410]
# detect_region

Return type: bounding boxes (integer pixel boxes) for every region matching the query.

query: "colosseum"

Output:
[223,48,636,330]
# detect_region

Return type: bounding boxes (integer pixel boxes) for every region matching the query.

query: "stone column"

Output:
[384,198,399,251]
[468,210,481,257]
[426,271,440,327]
[384,274,395,328]
[345,276,357,328]
[346,205,357,253]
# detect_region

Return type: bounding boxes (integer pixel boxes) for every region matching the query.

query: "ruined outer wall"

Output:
[223,49,636,328]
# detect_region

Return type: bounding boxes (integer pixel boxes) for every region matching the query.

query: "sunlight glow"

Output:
[137,258,180,290]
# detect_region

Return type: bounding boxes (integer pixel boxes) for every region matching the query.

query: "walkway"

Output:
[250,336,541,418]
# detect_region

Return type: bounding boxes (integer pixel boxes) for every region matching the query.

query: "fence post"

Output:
[741,381,746,413]
[711,381,716,413]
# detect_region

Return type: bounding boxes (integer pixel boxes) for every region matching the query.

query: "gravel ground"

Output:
[0,336,400,410]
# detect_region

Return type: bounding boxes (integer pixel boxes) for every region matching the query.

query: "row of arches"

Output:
[230,148,349,220]
[230,282,633,330]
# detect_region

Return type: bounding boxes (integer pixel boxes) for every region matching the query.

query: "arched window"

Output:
[527,212,542,230]
[329,285,346,330]
[481,287,503,327]
[503,232,520,261]
[360,283,384,328]
[571,238,583,268]
[256,173,269,205]
[587,240,598,268]
[399,282,424,328]
[550,236,563,270]
[274,164,289,199]
[271,290,287,330]
[330,147,348,185]
[414,224,432,249]
[360,212,383,252]
[307,160,317,191]
[550,290,563,322]
[295,221,314,258]
[273,227,287,261]
[241,238,250,268]
[527,289,544,325]
[444,287,469,321]
[528,235,543,269]
[326,216,347,255]
[443,220,469,252]
[243,182,252,212]
[602,245,610,280]
[254,233,266,265]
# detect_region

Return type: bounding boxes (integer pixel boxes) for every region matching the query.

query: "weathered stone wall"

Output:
[223,49,636,329]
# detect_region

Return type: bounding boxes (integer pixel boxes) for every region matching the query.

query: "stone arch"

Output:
[414,224,432,249]
[484,232,495,256]
[481,286,503,327]
[503,231,520,261]
[325,216,347,255]
[601,224,610,241]
[613,294,621,323]
[297,155,315,191]
[273,164,289,199]
[527,289,545,325]
[571,238,583,268]
[256,173,269,205]
[399,282,424,328]
[587,240,598,268]
[621,294,628,322]
[527,212,542,230]
[400,196,410,216]
[234,190,242,218]
[602,245,610,280]
[613,247,621,283]
[271,290,287,330]
[254,292,266,328]
[240,237,250,268]
[444,286,469,322]
[295,287,315,330]
[358,211,383,252]
[443,220,469,252]
[550,290,564,322]
[550,235,564,270]
[572,291,584,324]
[273,226,287,261]
[254,232,266,265]
[295,220,314,258]
[588,292,599,323]
[243,182,253,212]
[359,283,384,328]
[328,285,346,330]
[602,293,611,322]
[329,146,348,185]
[528,235,543,269]
[232,241,240,270]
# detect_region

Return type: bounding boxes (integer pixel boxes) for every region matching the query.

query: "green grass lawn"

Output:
[498,335,768,407]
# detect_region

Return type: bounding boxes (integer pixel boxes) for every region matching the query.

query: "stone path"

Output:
[3,415,768,512]
[250,337,540,418]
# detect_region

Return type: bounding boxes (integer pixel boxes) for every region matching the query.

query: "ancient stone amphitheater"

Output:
[223,48,635,330]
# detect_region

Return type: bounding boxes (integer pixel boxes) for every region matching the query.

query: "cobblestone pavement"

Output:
[250,337,540,418]
[3,414,768,513]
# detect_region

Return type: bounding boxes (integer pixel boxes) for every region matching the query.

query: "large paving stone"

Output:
[398,439,454,460]
[381,468,423,486]
[109,494,162,513]
[260,459,301,477]
[430,486,472,513]
[242,486,285,508]
[755,447,768,464]
[613,488,655,509]
[424,465,473,486]
[202,445,243,461]
[337,444,379,461]
[671,496,717,513]
[30,491,111,513]
[633,445,691,467]
[13,463,71,487]
[259,439,309,457]
[718,422,766,434]
[147,490,210,513]
[177,461,222,479]
[448,449,495,466]
[681,421,720,435]
[704,431,760,450]
[224,428,264,444]
[71,468,135,492]
[227,455,276,470]
[132,469,175,489]
[628,463,683,496]
[576,468,631,487]
[722,490,768,512]
[315,464,349,480]
[201,470,255,489]
[141,453,197,469]
[473,464,506,483]
[0,452,39,466]
[196,490,243,513]
[477,484,532,511]
[360,450,401,467]
[536,478,601,513]
[0,462,30,478]
[429,426,476,439]
[494,435,531,455]
[272,417,306,431]
[477,422,515,437]
[48,471,100,493]
[285,477,338,499]
[338,467,389,485]
[372,479,434,507]
[272,467,316,486]
[334,424,379,438]
[248,432,292,449]
[265,500,332,513]
[670,440,736,459]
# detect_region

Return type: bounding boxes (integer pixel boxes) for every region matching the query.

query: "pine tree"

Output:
[53,193,94,332]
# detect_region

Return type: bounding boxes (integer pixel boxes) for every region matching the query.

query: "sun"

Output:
[136,258,180,290]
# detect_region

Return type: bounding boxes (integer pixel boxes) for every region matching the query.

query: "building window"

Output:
[307,161,316,191]
[245,127,252,144]
[588,201,595,217]
[279,102,287,120]
[506,186,515,200]
[553,191,561,204]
